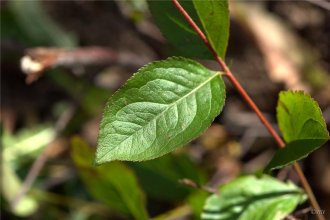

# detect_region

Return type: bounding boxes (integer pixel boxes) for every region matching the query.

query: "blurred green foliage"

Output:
[7,0,76,47]
[71,137,149,220]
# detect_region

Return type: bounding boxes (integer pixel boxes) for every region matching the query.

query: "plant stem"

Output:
[172,0,324,219]
[11,104,76,209]
[152,205,191,220]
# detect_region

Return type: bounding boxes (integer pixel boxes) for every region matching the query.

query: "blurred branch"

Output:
[21,47,116,84]
[304,0,330,11]
[21,47,151,84]
[230,2,310,91]
[10,146,49,209]
[243,150,274,173]
[285,207,312,220]
[179,178,218,194]
[10,103,76,209]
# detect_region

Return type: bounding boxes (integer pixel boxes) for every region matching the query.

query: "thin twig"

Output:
[21,47,118,84]
[304,0,330,11]
[171,1,324,219]
[21,47,152,84]
[10,148,49,209]
[179,178,218,194]
[10,104,77,209]
[285,207,312,220]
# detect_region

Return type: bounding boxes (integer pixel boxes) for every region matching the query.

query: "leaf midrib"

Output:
[99,72,219,161]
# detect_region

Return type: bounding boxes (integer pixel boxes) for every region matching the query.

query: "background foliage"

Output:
[1,1,330,219]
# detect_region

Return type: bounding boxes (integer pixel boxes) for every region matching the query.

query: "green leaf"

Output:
[277,91,328,142]
[188,190,209,219]
[9,0,76,47]
[96,57,225,163]
[266,91,329,171]
[2,162,38,217]
[71,137,148,220]
[148,1,213,59]
[129,154,207,202]
[3,125,55,162]
[193,0,229,58]
[201,175,306,220]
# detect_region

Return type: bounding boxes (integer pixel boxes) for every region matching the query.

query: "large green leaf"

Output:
[266,91,329,171]
[193,0,229,58]
[201,175,306,220]
[148,1,213,59]
[96,57,225,164]
[71,137,148,220]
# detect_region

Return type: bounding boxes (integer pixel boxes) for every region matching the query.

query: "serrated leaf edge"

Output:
[95,57,223,164]
[277,90,329,140]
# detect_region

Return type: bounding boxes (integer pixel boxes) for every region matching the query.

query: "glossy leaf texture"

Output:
[71,137,148,220]
[193,0,229,59]
[96,57,225,163]
[266,91,329,171]
[201,175,306,220]
[148,0,212,59]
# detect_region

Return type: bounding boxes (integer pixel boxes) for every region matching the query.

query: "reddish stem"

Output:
[172,0,324,219]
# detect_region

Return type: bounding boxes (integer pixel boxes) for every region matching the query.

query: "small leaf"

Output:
[266,91,329,171]
[96,57,225,163]
[71,137,148,220]
[193,0,229,58]
[201,175,306,220]
[148,0,213,59]
[277,91,328,142]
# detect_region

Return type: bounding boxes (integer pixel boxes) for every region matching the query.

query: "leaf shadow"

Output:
[202,190,302,220]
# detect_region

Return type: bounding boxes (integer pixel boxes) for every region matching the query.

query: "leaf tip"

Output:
[92,159,101,167]
[93,155,115,166]
[94,146,114,166]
